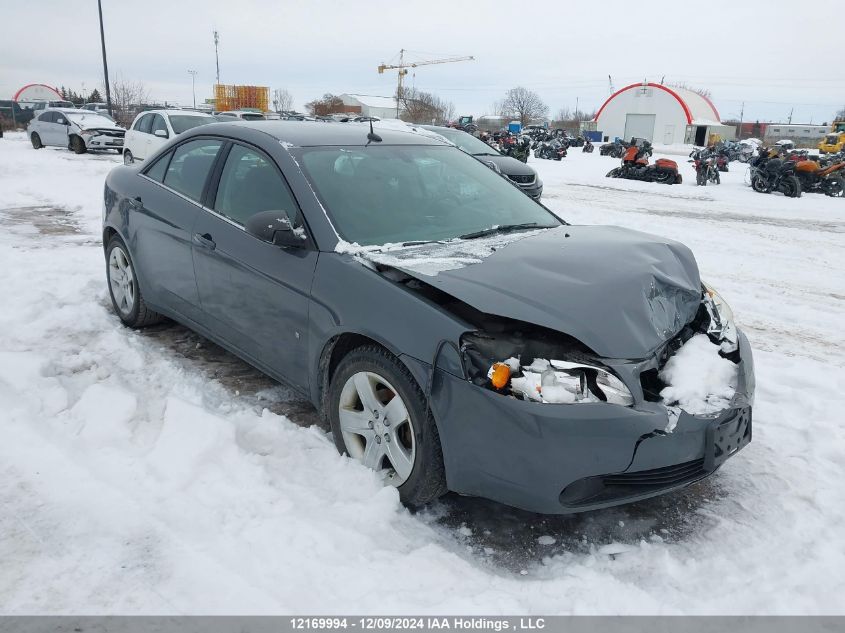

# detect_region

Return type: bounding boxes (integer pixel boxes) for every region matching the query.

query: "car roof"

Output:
[139,109,214,117]
[212,120,450,147]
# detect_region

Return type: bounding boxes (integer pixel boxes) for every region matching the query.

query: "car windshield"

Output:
[296,145,560,246]
[241,113,266,121]
[169,115,214,134]
[429,127,499,156]
[66,112,114,127]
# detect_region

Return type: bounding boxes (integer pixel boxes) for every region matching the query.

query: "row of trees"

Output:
[302,85,591,127]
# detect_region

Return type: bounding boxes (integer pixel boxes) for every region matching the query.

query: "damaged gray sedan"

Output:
[102,121,754,514]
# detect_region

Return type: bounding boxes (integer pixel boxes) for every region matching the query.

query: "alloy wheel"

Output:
[338,371,416,485]
[108,246,136,316]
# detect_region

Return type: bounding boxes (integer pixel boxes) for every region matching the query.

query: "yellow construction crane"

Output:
[378,49,474,117]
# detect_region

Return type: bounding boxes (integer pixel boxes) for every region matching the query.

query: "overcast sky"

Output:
[3,0,844,124]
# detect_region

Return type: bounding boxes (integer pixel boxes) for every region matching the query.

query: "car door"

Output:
[129,113,153,160]
[191,141,318,391]
[52,112,70,147]
[33,112,56,145]
[129,137,224,321]
[148,114,170,156]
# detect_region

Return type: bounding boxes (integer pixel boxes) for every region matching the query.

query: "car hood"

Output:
[474,154,536,177]
[383,226,702,359]
[71,119,124,132]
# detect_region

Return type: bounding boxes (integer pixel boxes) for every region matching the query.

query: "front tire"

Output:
[606,167,621,178]
[327,345,447,507]
[106,236,163,328]
[751,174,768,193]
[70,135,87,154]
[30,133,43,149]
[780,175,802,198]
[696,170,706,186]
[123,150,134,165]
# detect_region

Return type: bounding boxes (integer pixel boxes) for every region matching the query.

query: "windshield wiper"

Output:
[458,222,549,240]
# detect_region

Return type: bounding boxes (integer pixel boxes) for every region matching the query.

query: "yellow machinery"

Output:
[214,84,269,113]
[818,120,845,154]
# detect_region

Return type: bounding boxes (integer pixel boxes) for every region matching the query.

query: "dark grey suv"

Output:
[102,121,754,514]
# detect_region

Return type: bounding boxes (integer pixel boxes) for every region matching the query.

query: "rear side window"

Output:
[145,150,172,182]
[214,144,297,225]
[163,139,223,202]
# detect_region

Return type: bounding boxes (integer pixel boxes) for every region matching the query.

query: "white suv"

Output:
[122,109,216,164]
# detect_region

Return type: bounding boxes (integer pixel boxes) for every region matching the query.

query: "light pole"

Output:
[97,0,113,117]
[188,70,198,109]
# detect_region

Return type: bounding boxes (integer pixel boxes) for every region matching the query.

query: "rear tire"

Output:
[30,133,43,149]
[696,170,706,186]
[70,135,87,154]
[106,235,164,328]
[606,167,621,178]
[327,345,447,507]
[123,150,134,165]
[713,171,721,185]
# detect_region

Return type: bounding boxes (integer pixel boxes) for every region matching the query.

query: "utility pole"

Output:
[738,101,744,140]
[188,70,198,109]
[213,30,221,85]
[788,107,794,124]
[97,0,113,117]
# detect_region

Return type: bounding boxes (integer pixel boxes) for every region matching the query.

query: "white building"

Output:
[764,124,828,141]
[340,94,400,119]
[593,82,730,145]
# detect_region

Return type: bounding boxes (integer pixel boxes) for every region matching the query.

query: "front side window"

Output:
[214,144,297,226]
[38,112,54,122]
[134,114,152,133]
[169,115,213,134]
[297,145,560,246]
[151,114,168,137]
[162,139,223,202]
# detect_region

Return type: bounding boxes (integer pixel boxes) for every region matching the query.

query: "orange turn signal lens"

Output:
[490,363,511,389]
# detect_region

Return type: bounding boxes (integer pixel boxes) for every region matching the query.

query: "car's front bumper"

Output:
[403,330,754,514]
[85,134,124,149]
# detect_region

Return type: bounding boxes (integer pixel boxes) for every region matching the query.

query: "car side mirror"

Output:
[154,129,168,138]
[245,210,305,248]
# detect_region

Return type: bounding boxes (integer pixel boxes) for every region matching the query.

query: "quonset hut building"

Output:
[593,81,734,146]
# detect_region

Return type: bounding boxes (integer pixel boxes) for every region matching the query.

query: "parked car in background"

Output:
[28,108,125,153]
[31,100,76,113]
[421,125,543,199]
[216,110,266,121]
[82,102,111,114]
[123,109,216,164]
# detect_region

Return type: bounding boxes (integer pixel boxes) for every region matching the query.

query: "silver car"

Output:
[28,108,125,153]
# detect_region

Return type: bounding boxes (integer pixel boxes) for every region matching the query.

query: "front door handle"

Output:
[193,232,216,250]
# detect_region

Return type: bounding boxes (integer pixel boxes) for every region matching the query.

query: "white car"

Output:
[122,109,216,164]
[28,108,125,153]
[216,110,266,121]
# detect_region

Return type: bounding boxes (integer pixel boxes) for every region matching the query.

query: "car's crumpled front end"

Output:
[376,226,754,514]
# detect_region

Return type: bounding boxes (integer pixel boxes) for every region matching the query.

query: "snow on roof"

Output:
[691,119,725,127]
[342,94,397,109]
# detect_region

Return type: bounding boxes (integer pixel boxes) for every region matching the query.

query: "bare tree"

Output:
[272,88,294,113]
[398,87,455,124]
[304,93,345,116]
[499,87,549,125]
[108,76,149,126]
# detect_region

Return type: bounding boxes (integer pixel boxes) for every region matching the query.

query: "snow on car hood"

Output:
[354,226,702,359]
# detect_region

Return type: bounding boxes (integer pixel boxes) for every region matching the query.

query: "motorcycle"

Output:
[690,148,720,186]
[606,143,682,184]
[599,139,626,158]
[793,158,845,196]
[748,149,802,197]
[502,135,531,163]
[582,137,594,153]
[534,138,567,160]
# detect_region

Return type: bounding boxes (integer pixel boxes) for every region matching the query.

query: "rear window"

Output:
[162,139,223,202]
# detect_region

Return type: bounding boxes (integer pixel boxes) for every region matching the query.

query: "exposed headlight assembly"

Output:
[486,357,634,406]
[702,282,738,352]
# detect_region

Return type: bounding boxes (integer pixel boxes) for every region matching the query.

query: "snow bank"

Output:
[659,334,738,415]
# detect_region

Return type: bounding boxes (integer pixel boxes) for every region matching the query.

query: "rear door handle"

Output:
[193,232,216,250]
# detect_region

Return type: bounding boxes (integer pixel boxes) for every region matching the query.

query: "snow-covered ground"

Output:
[1,131,844,614]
